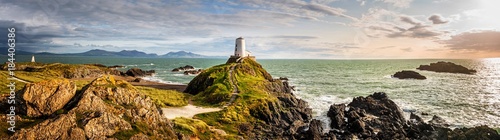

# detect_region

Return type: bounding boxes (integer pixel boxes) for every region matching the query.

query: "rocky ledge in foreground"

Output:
[417,61,476,74]
[2,75,177,139]
[298,92,500,140]
[393,70,426,80]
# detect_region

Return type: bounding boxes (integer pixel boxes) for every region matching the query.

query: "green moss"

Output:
[135,86,190,107]
[111,121,149,139]
[173,117,214,139]
[112,129,140,140]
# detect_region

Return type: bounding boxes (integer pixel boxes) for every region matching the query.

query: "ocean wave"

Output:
[141,76,184,85]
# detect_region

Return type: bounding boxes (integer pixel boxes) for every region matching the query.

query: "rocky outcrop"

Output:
[107,65,125,69]
[183,69,203,75]
[417,61,476,74]
[185,58,311,139]
[393,70,426,80]
[125,67,155,77]
[302,92,500,140]
[172,65,195,72]
[18,79,77,117]
[9,75,177,140]
[250,91,313,139]
[10,113,85,140]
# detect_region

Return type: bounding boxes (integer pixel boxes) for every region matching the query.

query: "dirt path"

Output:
[162,104,222,119]
[224,63,239,107]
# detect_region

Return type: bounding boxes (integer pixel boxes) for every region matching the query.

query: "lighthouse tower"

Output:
[234,37,246,57]
[228,37,255,63]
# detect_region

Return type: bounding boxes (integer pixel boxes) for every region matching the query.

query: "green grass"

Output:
[496,128,500,134]
[172,117,215,139]
[135,86,190,107]
[0,71,26,95]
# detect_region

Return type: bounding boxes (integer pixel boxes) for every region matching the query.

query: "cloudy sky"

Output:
[1,0,499,59]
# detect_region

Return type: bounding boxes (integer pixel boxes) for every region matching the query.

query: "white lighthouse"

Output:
[234,37,246,57]
[228,37,255,63]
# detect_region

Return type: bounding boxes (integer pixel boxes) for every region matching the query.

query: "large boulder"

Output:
[320,92,500,140]
[10,75,177,140]
[125,68,155,77]
[18,79,76,117]
[417,61,476,74]
[393,70,426,80]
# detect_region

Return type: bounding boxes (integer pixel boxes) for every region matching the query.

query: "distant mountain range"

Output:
[1,49,222,58]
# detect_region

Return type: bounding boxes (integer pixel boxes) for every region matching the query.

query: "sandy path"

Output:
[162,104,222,119]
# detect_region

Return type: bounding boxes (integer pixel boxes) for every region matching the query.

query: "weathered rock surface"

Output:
[183,69,203,75]
[172,65,195,72]
[9,75,177,140]
[417,61,476,74]
[125,67,155,77]
[10,113,85,140]
[393,70,427,80]
[302,92,500,140]
[18,79,77,117]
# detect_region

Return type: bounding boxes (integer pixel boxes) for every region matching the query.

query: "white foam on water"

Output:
[142,75,184,85]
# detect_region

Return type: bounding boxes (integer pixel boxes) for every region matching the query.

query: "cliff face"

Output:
[8,75,176,140]
[185,58,312,139]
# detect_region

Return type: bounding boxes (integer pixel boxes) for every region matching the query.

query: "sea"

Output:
[15,55,500,129]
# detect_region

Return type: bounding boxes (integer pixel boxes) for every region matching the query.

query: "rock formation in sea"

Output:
[183,69,203,75]
[393,70,427,80]
[171,65,195,72]
[297,92,500,140]
[417,61,476,74]
[125,67,155,77]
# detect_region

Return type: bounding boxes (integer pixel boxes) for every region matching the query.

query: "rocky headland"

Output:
[417,61,477,74]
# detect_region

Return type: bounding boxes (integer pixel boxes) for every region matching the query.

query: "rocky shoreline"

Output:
[0,60,499,139]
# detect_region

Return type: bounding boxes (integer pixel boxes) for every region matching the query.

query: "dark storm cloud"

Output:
[0,20,73,52]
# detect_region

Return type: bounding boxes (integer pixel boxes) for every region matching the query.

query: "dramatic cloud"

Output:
[428,15,449,24]
[440,31,500,52]
[376,0,413,8]
[400,16,420,25]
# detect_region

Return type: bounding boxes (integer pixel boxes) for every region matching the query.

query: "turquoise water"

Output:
[16,55,500,128]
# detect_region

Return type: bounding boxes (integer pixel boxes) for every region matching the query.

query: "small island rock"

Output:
[125,68,155,77]
[393,70,427,80]
[172,65,195,72]
[417,61,476,74]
